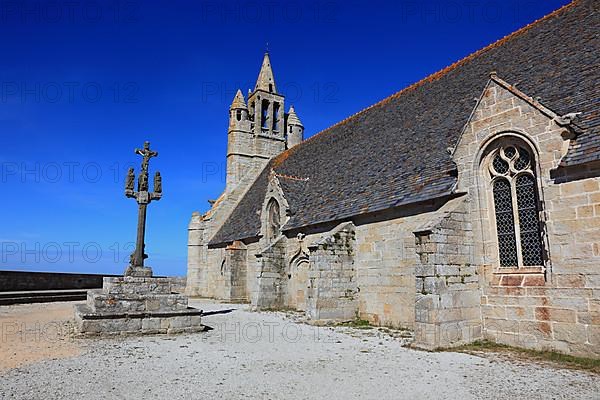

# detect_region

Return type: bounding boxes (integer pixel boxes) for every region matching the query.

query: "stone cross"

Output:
[124,141,162,277]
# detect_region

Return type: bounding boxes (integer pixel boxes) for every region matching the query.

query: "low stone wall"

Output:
[0,271,187,295]
[0,270,120,292]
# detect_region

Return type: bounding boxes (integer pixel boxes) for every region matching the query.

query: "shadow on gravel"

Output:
[202,308,236,316]
[200,308,236,331]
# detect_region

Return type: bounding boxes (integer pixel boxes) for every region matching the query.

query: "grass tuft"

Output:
[448,340,600,374]
[337,319,373,329]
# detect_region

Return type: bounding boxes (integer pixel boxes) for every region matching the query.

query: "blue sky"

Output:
[0,0,570,276]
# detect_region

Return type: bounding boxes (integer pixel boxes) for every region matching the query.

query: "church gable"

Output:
[259,171,291,242]
[453,74,574,195]
[453,75,569,278]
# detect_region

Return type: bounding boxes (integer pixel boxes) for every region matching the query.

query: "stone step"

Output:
[86,292,190,313]
[102,276,174,295]
[73,303,204,336]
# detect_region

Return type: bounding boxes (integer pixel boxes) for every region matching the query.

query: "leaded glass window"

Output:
[489,144,544,267]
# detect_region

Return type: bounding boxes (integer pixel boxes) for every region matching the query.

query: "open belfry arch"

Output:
[188,0,600,358]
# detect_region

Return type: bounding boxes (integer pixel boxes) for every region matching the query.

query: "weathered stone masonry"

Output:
[306,223,358,321]
[254,236,287,309]
[413,198,482,349]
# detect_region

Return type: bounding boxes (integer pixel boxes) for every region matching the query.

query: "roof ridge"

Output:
[273,0,578,167]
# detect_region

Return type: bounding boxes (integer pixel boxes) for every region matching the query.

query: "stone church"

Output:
[187,0,599,357]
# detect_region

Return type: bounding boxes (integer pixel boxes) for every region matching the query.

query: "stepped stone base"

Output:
[74,276,204,336]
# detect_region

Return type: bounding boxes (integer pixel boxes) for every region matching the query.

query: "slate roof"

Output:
[209,0,600,246]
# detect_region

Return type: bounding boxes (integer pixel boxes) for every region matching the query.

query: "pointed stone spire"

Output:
[287,106,303,127]
[254,52,277,93]
[230,89,247,110]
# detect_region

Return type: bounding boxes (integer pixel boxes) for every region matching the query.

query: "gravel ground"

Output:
[0,302,79,372]
[0,299,598,400]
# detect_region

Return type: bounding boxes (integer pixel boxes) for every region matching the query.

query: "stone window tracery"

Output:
[488,143,544,268]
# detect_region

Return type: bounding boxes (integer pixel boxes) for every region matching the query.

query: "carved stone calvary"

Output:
[124,141,162,277]
[73,141,203,336]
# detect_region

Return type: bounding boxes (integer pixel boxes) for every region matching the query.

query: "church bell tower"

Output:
[225,52,303,192]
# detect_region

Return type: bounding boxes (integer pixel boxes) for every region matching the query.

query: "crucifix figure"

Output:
[136,141,158,174]
[124,141,162,277]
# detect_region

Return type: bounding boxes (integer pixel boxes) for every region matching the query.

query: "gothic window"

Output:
[267,199,281,241]
[489,144,544,268]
